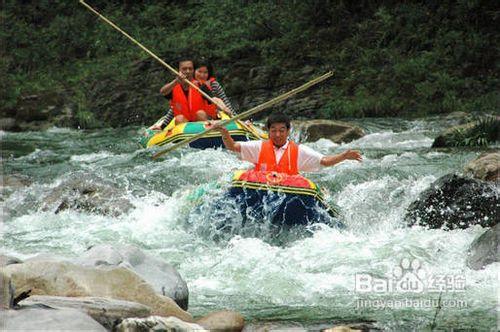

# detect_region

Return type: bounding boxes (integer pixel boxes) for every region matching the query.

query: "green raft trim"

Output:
[155,129,259,147]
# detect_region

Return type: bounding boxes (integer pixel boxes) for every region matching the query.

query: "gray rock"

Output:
[19,295,151,330]
[2,307,106,331]
[196,310,245,332]
[75,244,189,310]
[405,174,499,229]
[42,175,133,216]
[1,271,15,309]
[464,151,499,182]
[116,316,206,332]
[0,254,23,267]
[466,224,500,270]
[2,260,193,322]
[293,119,365,143]
[0,117,17,131]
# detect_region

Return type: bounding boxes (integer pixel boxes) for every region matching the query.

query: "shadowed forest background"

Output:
[1,0,498,129]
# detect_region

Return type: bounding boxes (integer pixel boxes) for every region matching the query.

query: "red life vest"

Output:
[170,80,217,121]
[198,78,217,118]
[255,140,299,175]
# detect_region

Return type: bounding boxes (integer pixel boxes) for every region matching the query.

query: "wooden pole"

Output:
[152,71,334,159]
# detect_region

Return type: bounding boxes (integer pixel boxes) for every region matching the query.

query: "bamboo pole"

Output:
[152,71,334,159]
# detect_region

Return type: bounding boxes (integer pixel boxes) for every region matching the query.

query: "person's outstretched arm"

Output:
[209,122,241,152]
[320,150,362,167]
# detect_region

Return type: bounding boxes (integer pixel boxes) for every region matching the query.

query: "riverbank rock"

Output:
[464,152,499,182]
[116,316,206,332]
[0,117,18,131]
[19,295,151,330]
[75,244,189,310]
[405,174,498,229]
[2,307,106,331]
[42,175,133,216]
[1,260,193,322]
[432,116,499,148]
[196,310,245,332]
[0,254,22,267]
[1,271,15,309]
[11,92,75,132]
[466,223,500,270]
[242,322,375,332]
[293,119,365,143]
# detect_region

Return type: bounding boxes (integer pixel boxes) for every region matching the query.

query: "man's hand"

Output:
[341,149,363,162]
[205,120,241,152]
[205,120,228,134]
[176,72,187,84]
[320,149,362,167]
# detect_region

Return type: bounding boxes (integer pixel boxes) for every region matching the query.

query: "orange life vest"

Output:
[170,81,217,121]
[255,140,299,175]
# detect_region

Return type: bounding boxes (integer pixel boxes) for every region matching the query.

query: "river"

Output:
[1,116,497,330]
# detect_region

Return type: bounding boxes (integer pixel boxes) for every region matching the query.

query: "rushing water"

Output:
[0,117,497,330]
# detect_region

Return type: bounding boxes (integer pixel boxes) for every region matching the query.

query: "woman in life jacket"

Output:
[193,60,235,117]
[152,60,236,130]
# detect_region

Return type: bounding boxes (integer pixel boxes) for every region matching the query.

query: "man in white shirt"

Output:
[212,113,362,174]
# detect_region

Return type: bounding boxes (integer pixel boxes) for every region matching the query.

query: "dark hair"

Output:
[266,113,291,129]
[177,57,193,67]
[193,59,214,78]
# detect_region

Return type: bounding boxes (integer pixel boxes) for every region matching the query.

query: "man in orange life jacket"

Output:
[160,58,215,123]
[211,113,362,175]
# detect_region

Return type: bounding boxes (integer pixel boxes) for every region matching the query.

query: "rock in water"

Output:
[18,295,151,330]
[466,224,500,270]
[42,175,133,216]
[197,310,245,332]
[75,244,189,310]
[116,316,206,332]
[464,152,500,182]
[405,174,498,229]
[0,254,22,267]
[292,119,365,143]
[2,308,106,331]
[1,271,15,309]
[2,260,193,322]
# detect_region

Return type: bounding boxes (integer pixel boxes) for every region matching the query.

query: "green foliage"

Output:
[450,116,499,147]
[1,0,498,125]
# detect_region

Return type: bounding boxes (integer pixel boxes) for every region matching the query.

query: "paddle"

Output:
[152,71,334,159]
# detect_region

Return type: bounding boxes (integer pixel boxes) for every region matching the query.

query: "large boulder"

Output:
[116,316,206,332]
[1,271,15,309]
[42,175,133,216]
[2,307,106,331]
[293,119,364,143]
[464,151,499,182]
[19,295,151,330]
[1,260,193,322]
[405,174,498,229]
[0,254,23,267]
[466,224,500,270]
[196,310,245,332]
[74,244,189,310]
[432,116,499,148]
